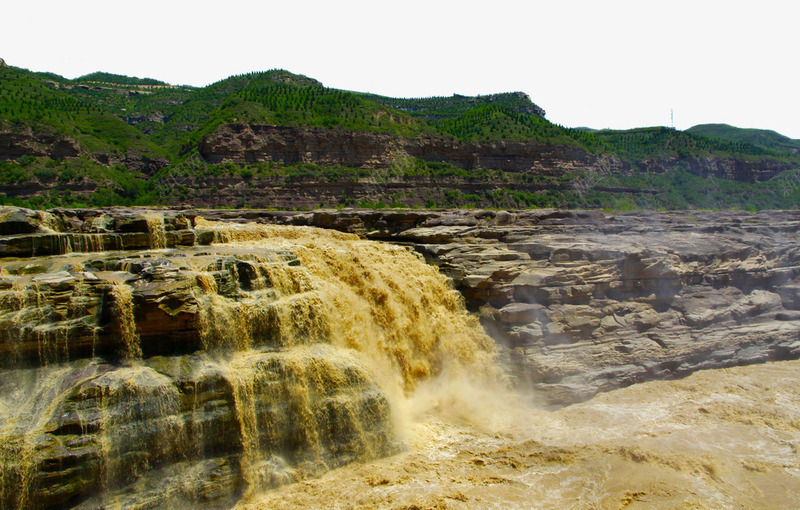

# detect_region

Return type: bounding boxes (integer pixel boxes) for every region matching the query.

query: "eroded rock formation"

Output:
[2,205,800,508]
[0,126,81,161]
[395,209,800,405]
[199,125,608,175]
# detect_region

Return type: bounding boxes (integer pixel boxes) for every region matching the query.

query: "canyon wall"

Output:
[3,124,792,209]
[199,124,605,175]
[0,127,81,161]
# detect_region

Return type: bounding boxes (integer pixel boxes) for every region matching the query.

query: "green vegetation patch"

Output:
[0,65,168,160]
[596,126,774,160]
[359,91,546,120]
[687,123,800,154]
[430,104,607,150]
[74,72,170,87]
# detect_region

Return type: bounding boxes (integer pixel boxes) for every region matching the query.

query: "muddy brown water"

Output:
[237,360,800,510]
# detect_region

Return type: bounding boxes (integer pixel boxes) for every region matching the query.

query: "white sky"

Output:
[3,0,799,138]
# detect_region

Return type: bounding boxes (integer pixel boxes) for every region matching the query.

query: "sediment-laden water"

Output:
[0,219,494,509]
[237,359,800,510]
[1,211,798,509]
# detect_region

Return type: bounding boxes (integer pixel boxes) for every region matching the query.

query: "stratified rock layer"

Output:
[397,209,800,405]
[200,124,790,183]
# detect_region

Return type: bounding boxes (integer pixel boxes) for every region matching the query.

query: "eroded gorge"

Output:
[1,206,799,509]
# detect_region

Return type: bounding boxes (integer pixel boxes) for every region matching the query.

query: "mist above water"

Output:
[239,359,800,510]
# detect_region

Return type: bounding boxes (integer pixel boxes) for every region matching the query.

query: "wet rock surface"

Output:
[2,206,800,507]
[0,210,408,509]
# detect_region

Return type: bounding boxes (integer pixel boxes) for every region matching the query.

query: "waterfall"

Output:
[145,213,167,250]
[110,282,141,360]
[0,220,495,509]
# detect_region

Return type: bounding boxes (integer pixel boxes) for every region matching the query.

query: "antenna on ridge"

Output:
[670,108,675,129]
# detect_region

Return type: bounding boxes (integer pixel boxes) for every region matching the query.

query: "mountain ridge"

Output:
[1,62,799,210]
[687,123,800,154]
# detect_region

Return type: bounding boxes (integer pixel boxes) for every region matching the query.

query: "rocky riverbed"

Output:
[2,205,800,508]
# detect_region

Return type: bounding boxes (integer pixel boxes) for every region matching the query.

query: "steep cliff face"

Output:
[0,125,169,176]
[170,124,796,210]
[636,154,790,182]
[0,126,81,160]
[200,124,792,182]
[3,120,793,209]
[199,124,616,175]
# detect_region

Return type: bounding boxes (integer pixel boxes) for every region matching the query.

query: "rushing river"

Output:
[238,359,800,510]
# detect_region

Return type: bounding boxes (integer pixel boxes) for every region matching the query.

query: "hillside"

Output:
[1,60,799,210]
[358,91,546,120]
[687,123,800,154]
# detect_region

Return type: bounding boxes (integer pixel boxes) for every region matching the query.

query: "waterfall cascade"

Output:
[0,211,494,509]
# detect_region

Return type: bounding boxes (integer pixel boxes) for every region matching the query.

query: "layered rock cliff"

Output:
[391,209,800,405]
[200,124,792,183]
[199,124,607,175]
[165,125,793,209]
[2,121,793,210]
[0,126,81,161]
